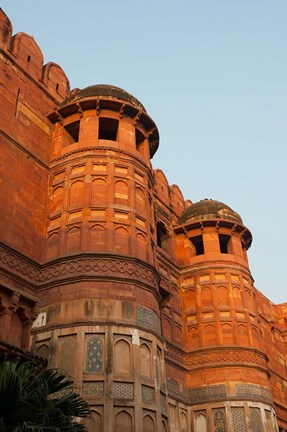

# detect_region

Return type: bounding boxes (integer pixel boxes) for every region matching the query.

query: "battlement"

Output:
[0,8,70,102]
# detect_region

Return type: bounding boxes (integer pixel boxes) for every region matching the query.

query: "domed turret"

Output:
[59,84,146,112]
[178,199,243,225]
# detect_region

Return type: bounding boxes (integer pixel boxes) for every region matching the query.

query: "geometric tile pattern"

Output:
[86,337,103,373]
[113,382,134,399]
[214,410,226,432]
[250,408,262,432]
[136,306,154,330]
[142,385,155,403]
[83,381,104,396]
[232,408,247,432]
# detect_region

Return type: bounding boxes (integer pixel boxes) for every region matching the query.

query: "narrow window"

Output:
[56,83,59,92]
[27,55,31,63]
[136,128,145,149]
[190,235,204,255]
[156,222,168,249]
[64,121,80,142]
[219,234,230,254]
[98,117,118,141]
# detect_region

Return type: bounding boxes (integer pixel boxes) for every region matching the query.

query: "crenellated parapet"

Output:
[0,8,70,101]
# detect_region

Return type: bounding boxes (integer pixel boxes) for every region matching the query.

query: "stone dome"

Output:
[59,84,146,112]
[178,199,243,225]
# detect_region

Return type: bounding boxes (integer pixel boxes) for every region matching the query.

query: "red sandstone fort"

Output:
[0,7,286,432]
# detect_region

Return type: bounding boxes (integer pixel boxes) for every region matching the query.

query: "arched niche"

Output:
[51,186,64,213]
[58,336,76,378]
[203,324,216,346]
[201,286,212,308]
[221,323,233,345]
[143,414,155,432]
[114,226,129,255]
[140,343,152,378]
[66,226,81,254]
[114,180,128,203]
[185,289,196,311]
[69,180,84,209]
[135,187,145,212]
[233,286,242,307]
[114,410,133,432]
[237,324,249,346]
[86,337,103,373]
[90,224,106,252]
[113,339,132,376]
[36,344,49,360]
[216,286,229,306]
[188,327,199,349]
[84,410,102,432]
[92,178,107,206]
[136,232,147,261]
[162,317,172,340]
[195,413,207,432]
[47,231,60,260]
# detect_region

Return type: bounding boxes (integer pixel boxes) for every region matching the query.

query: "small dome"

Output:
[178,199,243,225]
[59,84,146,112]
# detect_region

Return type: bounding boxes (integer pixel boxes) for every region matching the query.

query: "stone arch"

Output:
[92,177,107,206]
[114,180,128,203]
[233,286,242,307]
[216,286,229,306]
[135,187,145,211]
[69,180,84,208]
[115,410,133,432]
[114,226,129,255]
[36,344,49,360]
[195,413,207,432]
[66,226,81,254]
[188,327,199,349]
[113,339,132,376]
[221,323,233,345]
[140,343,152,378]
[203,324,216,346]
[90,224,106,252]
[47,231,60,260]
[136,232,147,261]
[51,186,64,213]
[237,324,249,346]
[201,286,212,308]
[143,414,155,432]
[86,337,103,373]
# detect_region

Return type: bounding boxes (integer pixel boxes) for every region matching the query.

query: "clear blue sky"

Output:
[2,1,287,304]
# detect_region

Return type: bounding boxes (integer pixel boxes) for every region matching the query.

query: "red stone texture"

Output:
[0,7,287,431]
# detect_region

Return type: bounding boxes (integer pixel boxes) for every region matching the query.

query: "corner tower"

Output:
[171,199,277,431]
[32,85,169,432]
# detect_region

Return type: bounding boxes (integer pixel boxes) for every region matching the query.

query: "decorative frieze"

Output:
[236,383,273,404]
[0,244,159,288]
